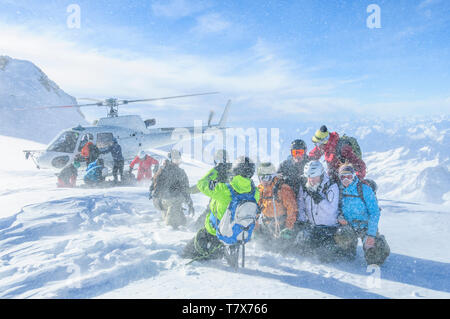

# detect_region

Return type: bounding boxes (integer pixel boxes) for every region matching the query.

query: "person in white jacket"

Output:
[295,160,348,262]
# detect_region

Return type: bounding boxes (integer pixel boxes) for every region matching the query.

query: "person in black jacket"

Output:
[99,138,124,183]
[149,149,194,229]
[57,161,80,188]
[278,139,309,198]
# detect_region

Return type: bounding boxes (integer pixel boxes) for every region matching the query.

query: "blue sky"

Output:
[0,0,449,125]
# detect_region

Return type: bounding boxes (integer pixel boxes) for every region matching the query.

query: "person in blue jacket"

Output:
[99,138,124,183]
[84,158,106,186]
[336,164,390,266]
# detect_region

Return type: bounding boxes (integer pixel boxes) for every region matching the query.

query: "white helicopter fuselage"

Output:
[31,113,226,171]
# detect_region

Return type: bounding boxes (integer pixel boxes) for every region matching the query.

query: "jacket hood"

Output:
[230,175,254,194]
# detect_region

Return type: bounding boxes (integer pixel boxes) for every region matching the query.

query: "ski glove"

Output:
[310,191,324,205]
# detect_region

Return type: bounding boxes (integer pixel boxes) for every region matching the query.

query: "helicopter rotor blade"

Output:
[119,92,220,105]
[77,98,103,102]
[13,102,104,111]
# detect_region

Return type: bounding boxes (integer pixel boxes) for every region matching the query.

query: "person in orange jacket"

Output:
[255,162,299,249]
[129,150,159,182]
[80,134,100,166]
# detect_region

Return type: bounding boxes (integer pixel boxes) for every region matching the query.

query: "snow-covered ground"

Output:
[0,135,449,299]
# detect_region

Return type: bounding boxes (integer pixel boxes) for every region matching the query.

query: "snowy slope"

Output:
[0,56,87,143]
[0,135,449,299]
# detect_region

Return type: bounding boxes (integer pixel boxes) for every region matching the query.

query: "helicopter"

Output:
[21,92,231,171]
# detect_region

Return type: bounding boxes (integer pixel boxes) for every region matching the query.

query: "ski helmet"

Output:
[291,139,307,151]
[303,160,324,178]
[214,149,228,165]
[312,125,330,144]
[138,150,146,159]
[257,162,276,176]
[232,156,255,178]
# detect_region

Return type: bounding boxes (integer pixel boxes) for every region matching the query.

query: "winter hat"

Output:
[73,161,80,169]
[312,125,330,144]
[138,150,146,159]
[168,149,182,163]
[257,162,277,176]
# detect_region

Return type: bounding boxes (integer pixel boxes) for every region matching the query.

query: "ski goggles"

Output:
[339,173,355,183]
[291,149,305,158]
[259,174,276,182]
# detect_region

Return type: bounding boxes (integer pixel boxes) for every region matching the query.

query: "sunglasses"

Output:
[291,149,305,157]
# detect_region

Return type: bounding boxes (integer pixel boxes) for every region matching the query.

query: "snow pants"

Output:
[112,160,124,182]
[294,224,355,262]
[155,196,187,229]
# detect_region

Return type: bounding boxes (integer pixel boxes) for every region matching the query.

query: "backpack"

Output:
[336,135,362,160]
[212,182,259,245]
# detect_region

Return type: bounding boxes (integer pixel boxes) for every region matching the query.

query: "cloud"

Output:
[191,13,231,34]
[151,0,209,19]
[417,0,442,10]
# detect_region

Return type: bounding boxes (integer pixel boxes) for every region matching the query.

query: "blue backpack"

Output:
[211,183,259,245]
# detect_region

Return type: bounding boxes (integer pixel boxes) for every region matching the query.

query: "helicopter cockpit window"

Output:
[48,131,80,153]
[97,133,114,149]
[78,133,94,152]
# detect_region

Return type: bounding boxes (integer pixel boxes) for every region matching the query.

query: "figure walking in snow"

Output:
[99,137,124,184]
[129,150,159,182]
[149,149,194,229]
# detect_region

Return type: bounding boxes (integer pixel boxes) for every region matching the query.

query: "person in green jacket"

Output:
[181,156,260,262]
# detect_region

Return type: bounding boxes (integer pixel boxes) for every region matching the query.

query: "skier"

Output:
[80,134,100,166]
[308,125,366,182]
[254,162,298,251]
[57,160,80,188]
[181,156,260,265]
[149,149,194,229]
[129,150,159,182]
[335,164,390,266]
[192,149,232,230]
[83,158,106,186]
[295,160,347,262]
[278,139,309,197]
[99,137,124,184]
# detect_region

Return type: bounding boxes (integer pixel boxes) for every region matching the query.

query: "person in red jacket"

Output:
[308,125,366,181]
[129,151,159,182]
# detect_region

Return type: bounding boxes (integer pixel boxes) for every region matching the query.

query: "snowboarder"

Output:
[83,158,106,186]
[254,162,298,251]
[57,160,80,188]
[295,160,347,262]
[149,149,194,229]
[181,156,260,266]
[129,150,159,182]
[308,125,366,182]
[80,134,100,166]
[336,164,390,266]
[278,139,309,197]
[99,137,124,184]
